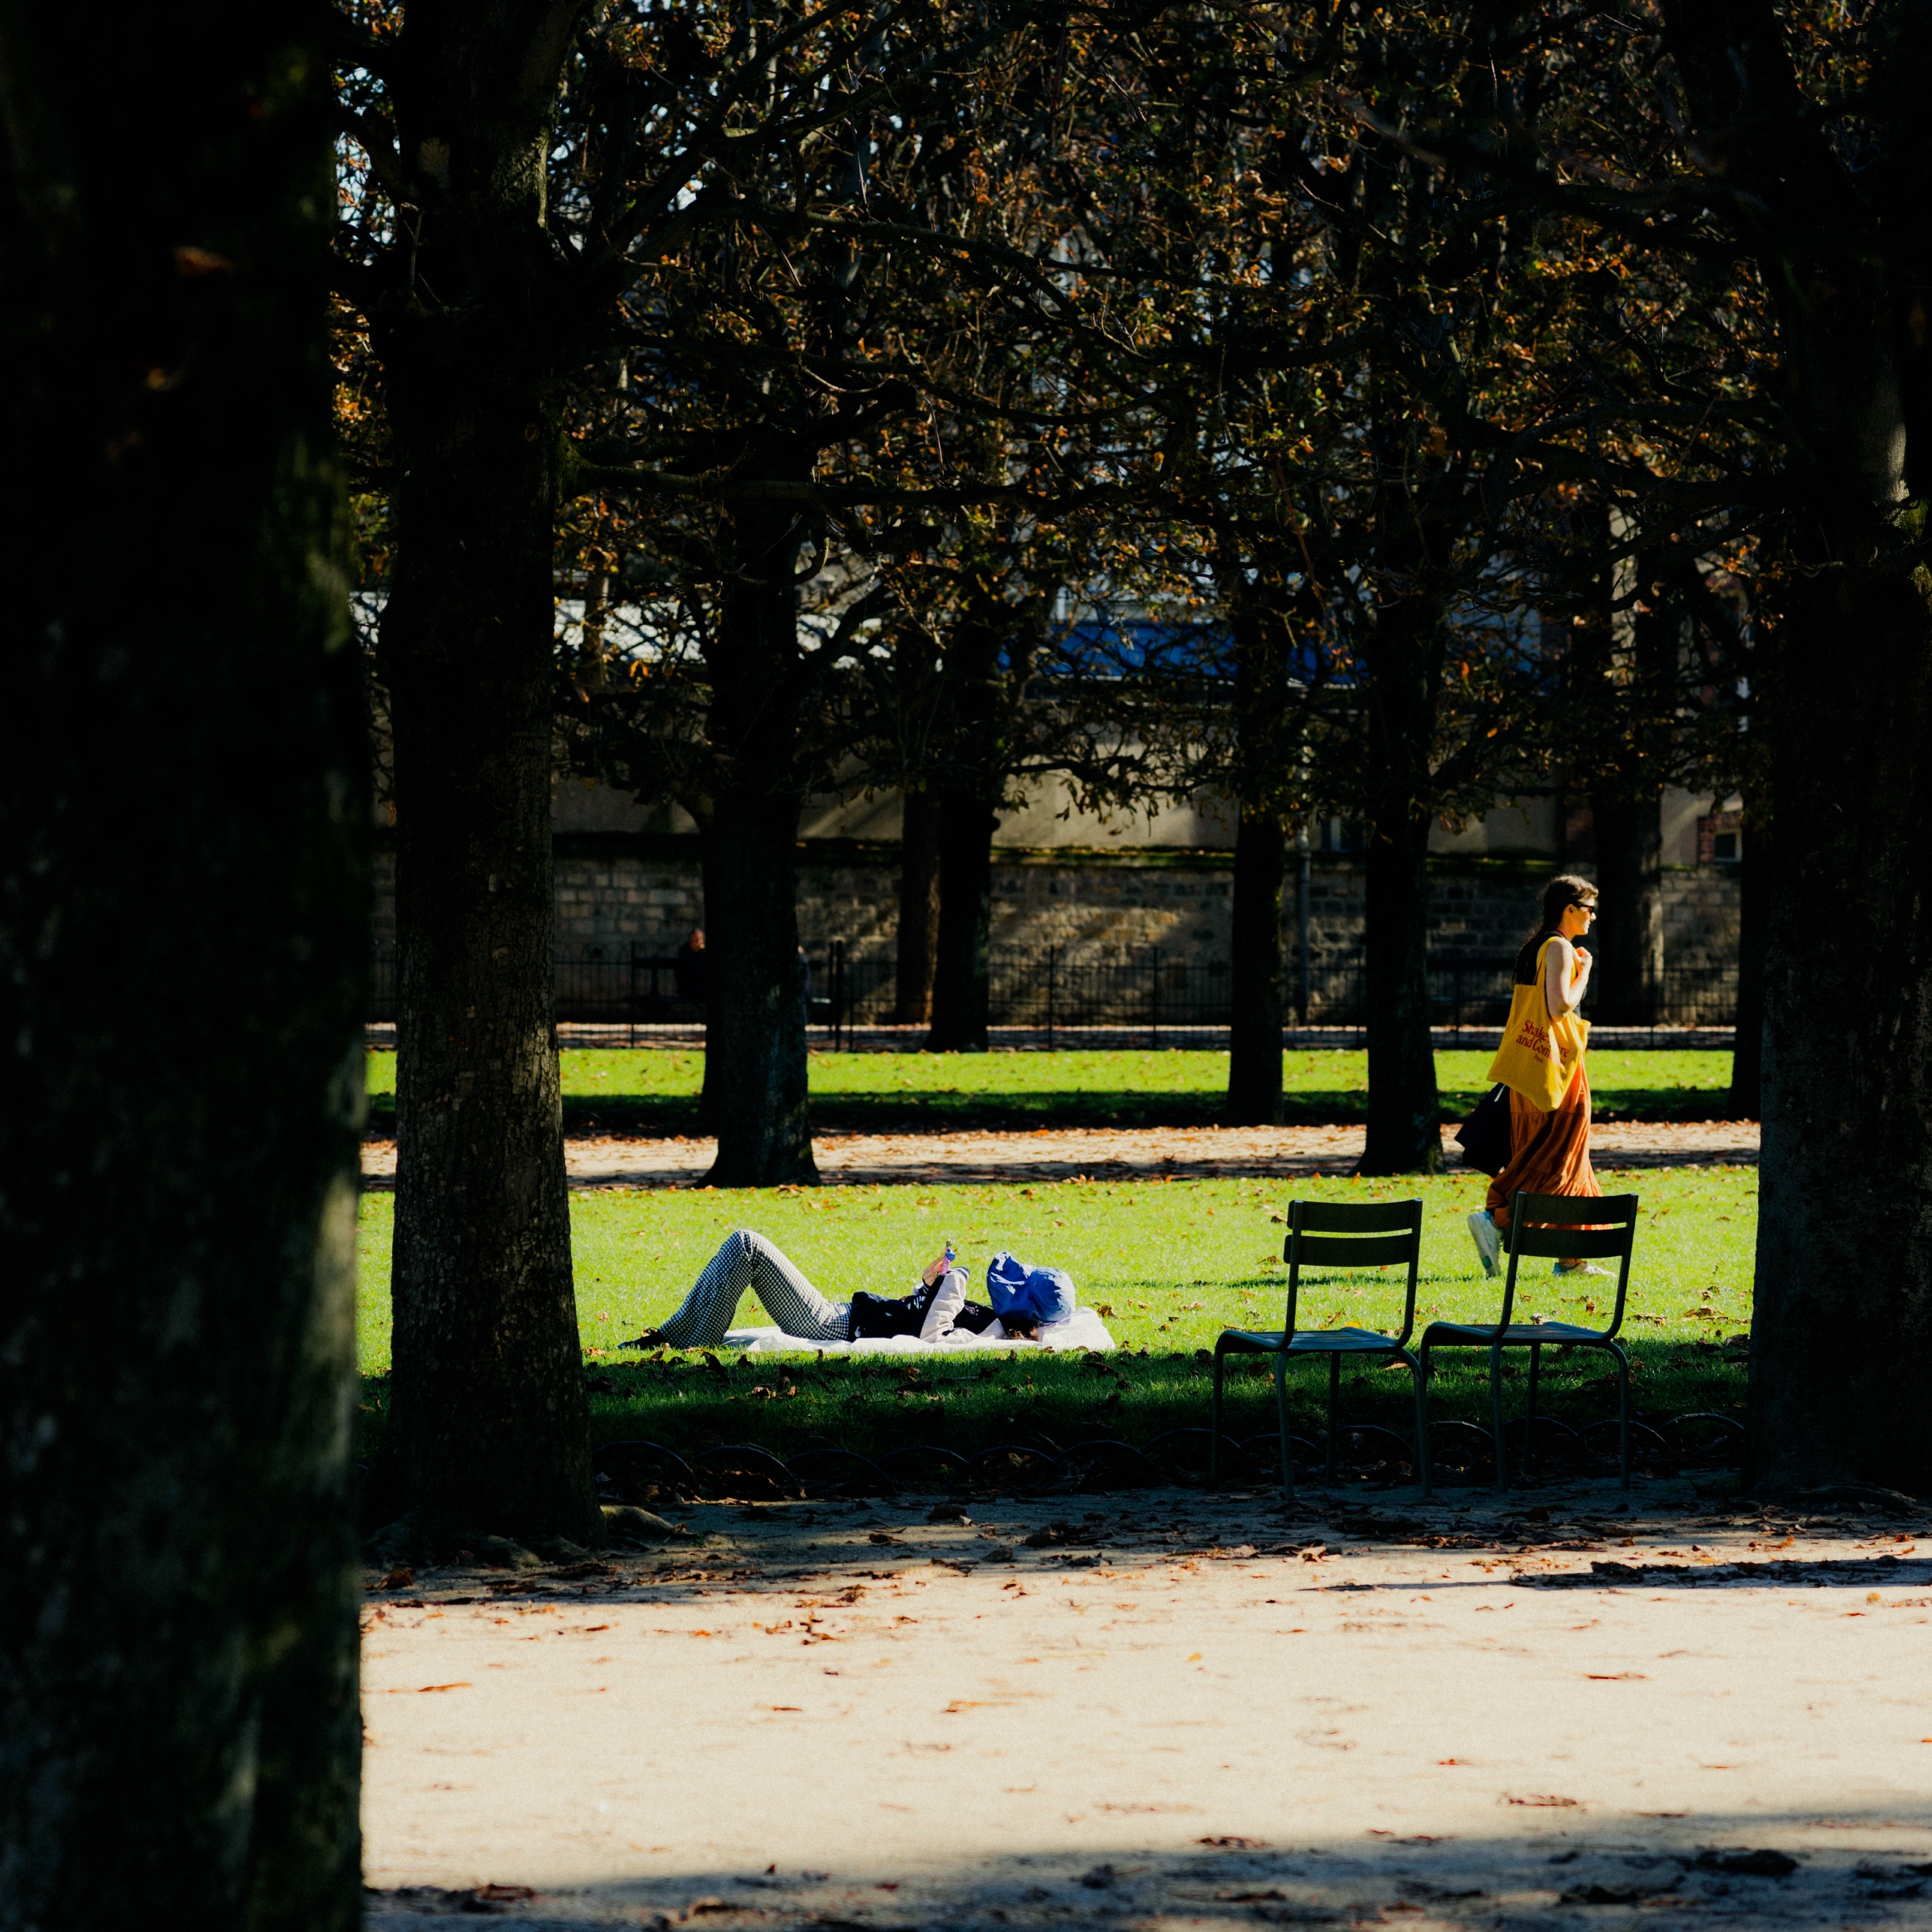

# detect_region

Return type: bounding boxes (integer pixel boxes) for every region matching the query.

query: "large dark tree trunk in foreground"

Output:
[1752,558,1932,1492]
[1729,799,1770,1118]
[1592,791,1663,1024]
[1360,808,1442,1172]
[1,8,363,1921]
[703,504,817,1183]
[896,787,944,1024]
[371,4,596,1538]
[1227,804,1286,1124]
[1663,0,1932,1494]
[927,781,1001,1050]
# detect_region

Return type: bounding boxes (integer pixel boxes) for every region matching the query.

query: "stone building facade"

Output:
[370,772,1741,1008]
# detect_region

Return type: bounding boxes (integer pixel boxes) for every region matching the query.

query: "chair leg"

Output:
[1489,1343,1508,1491]
[1209,1347,1225,1491]
[1524,1342,1542,1481]
[1325,1353,1341,1486]
[1405,1351,1431,1501]
[1274,1354,1294,1503]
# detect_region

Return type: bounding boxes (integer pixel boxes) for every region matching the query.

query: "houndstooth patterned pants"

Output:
[656,1228,852,1348]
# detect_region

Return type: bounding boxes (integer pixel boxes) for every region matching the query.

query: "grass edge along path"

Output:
[364,1047,1738,1132]
[355,1168,1756,1473]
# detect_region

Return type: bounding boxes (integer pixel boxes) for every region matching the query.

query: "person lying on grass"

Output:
[633,1229,1045,1351]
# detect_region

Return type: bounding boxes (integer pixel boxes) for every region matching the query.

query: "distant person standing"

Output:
[1468,875,1604,1278]
[674,926,708,1007]
[797,945,813,1031]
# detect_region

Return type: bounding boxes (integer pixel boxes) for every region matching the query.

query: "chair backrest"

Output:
[1499,1191,1638,1334]
[1284,1199,1423,1345]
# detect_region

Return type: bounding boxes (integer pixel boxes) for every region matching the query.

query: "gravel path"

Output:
[361,1478,1929,1930]
[363,1120,1759,1189]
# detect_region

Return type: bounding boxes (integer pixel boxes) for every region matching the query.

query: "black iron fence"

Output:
[1423,957,1738,1036]
[371,944,1736,1040]
[370,948,694,1032]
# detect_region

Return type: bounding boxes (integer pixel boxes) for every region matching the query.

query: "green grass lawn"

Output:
[365,1046,1737,1132]
[355,1165,1756,1473]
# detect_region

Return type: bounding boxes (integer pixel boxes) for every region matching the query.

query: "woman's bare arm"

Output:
[1545,934,1591,1016]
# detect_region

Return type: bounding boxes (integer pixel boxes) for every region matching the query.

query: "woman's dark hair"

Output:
[1514,873,1599,983]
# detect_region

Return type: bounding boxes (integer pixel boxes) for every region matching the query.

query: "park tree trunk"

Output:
[926,613,1013,1054]
[1358,594,1444,1174]
[693,815,722,1131]
[703,499,816,1183]
[926,779,1001,1050]
[1,7,363,1922]
[370,2,597,1540]
[1662,0,1932,1494]
[1592,791,1664,1024]
[1361,807,1442,1172]
[1220,566,1295,1123]
[1729,797,1770,1118]
[896,787,944,1024]
[1227,804,1286,1124]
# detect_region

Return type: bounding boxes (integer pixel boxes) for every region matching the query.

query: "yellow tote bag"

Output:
[1487,938,1587,1111]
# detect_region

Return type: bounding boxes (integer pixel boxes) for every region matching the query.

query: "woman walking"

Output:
[1468,874,1603,1277]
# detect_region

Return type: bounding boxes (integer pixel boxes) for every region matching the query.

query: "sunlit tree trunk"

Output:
[926,780,1001,1051]
[1729,797,1770,1118]
[1592,792,1664,1024]
[1358,594,1444,1175]
[896,787,943,1024]
[702,499,816,1183]
[1228,805,1286,1124]
[373,2,597,1539]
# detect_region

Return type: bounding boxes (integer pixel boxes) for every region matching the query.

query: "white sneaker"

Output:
[1468,1209,1502,1279]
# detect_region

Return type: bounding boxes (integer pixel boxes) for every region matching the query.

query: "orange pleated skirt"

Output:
[1486,1060,1601,1229]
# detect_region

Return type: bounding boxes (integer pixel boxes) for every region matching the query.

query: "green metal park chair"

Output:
[1418,1191,1639,1490]
[1209,1199,1429,1501]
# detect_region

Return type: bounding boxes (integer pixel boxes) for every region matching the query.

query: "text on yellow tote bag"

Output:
[1487,938,1587,1111]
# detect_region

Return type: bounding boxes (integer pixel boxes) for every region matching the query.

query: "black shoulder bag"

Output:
[1454,1083,1512,1176]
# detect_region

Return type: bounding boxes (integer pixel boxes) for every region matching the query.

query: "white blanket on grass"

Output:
[723,1306,1116,1356]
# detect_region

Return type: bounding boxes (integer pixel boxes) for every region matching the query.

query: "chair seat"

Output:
[1421,1320,1614,1347]
[1218,1325,1405,1355]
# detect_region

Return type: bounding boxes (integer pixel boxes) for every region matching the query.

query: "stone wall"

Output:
[371,838,1738,971]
